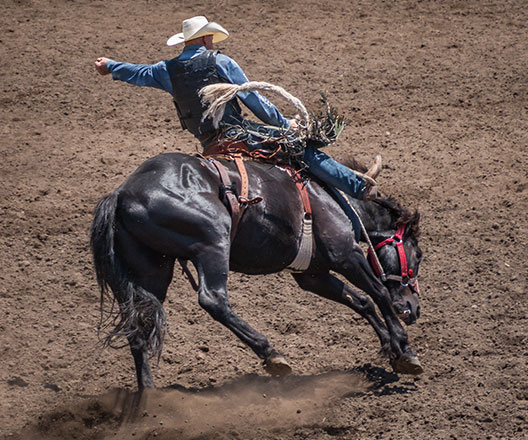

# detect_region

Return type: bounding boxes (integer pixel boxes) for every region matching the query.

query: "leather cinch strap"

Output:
[234,156,249,203]
[210,158,241,242]
[284,167,312,217]
[209,155,257,243]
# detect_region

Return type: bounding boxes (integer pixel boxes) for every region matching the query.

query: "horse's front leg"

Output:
[193,246,292,376]
[339,247,423,375]
[292,272,391,355]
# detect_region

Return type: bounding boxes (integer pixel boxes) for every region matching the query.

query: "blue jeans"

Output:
[303,146,366,199]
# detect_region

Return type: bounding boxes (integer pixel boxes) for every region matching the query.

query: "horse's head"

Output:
[368,200,422,325]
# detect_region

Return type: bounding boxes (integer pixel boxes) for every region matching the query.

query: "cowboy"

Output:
[95,16,380,199]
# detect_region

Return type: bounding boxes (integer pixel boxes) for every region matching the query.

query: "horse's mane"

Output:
[342,157,421,239]
[374,198,421,239]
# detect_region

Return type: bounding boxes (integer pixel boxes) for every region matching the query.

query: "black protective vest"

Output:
[166,50,241,142]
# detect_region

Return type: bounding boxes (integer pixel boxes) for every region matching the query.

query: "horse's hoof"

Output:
[391,354,424,375]
[263,353,292,376]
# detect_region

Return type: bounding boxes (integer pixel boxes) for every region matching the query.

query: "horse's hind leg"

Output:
[114,226,175,390]
[193,247,291,376]
[292,272,391,355]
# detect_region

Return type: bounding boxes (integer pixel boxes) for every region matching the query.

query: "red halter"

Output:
[367,224,420,293]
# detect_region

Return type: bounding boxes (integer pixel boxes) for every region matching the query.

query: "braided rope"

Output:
[200,81,310,129]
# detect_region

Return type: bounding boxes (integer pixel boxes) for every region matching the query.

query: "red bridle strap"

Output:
[393,225,408,280]
[367,225,418,292]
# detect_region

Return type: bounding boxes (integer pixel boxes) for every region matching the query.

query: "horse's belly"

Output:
[228,204,302,274]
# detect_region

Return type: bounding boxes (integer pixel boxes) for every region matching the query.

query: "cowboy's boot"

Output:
[362,155,382,200]
[366,155,382,180]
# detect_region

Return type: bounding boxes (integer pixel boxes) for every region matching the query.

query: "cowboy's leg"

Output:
[303,146,366,199]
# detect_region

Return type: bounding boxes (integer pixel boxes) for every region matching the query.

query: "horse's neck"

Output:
[350,198,394,241]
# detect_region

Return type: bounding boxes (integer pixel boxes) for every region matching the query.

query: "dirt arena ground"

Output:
[1,0,527,438]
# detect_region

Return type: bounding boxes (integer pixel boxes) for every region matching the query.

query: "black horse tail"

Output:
[90,191,167,362]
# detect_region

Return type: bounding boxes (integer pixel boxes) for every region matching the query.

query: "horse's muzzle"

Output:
[393,300,420,325]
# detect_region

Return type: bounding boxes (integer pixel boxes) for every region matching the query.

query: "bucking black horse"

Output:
[90,151,423,390]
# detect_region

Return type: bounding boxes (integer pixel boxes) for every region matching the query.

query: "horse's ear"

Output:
[404,210,421,239]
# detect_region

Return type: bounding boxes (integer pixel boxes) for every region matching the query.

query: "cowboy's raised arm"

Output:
[216,54,290,129]
[94,57,172,93]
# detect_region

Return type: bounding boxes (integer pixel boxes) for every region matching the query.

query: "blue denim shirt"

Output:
[106,45,289,129]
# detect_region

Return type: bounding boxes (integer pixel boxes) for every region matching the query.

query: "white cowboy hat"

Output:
[166,16,229,46]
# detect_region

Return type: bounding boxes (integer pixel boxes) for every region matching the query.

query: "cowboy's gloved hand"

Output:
[95,57,110,75]
[288,119,299,131]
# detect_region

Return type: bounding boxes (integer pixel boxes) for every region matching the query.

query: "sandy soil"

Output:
[1,0,527,439]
